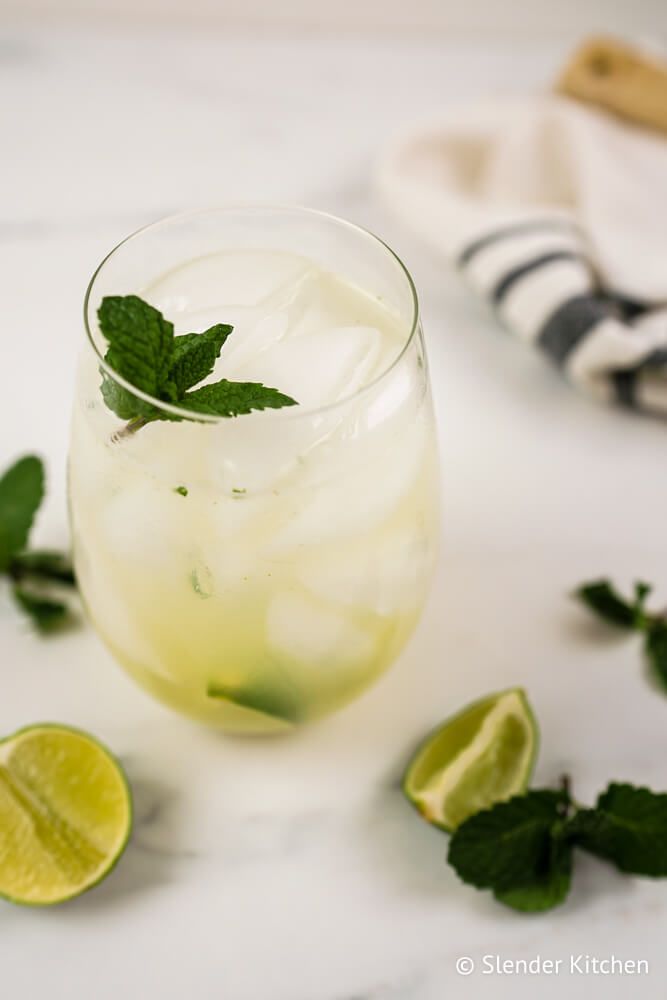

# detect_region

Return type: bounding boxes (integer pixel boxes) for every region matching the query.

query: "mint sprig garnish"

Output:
[575,577,667,689]
[0,456,77,632]
[97,295,297,436]
[447,776,667,913]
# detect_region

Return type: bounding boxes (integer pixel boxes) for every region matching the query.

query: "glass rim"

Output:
[83,203,421,422]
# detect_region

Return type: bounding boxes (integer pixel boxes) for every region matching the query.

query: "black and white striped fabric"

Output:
[378,97,667,418]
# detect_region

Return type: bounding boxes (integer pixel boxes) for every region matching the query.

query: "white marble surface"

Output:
[2,19,667,1000]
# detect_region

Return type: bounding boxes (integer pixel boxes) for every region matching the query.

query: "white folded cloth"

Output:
[378,96,667,417]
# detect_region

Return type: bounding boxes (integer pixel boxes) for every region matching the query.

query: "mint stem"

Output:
[112,415,150,442]
[558,774,575,818]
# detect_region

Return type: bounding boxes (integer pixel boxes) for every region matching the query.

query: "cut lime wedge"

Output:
[0,724,132,906]
[403,688,537,832]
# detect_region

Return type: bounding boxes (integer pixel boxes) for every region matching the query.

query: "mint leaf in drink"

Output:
[0,455,45,572]
[181,380,297,418]
[447,790,570,900]
[570,783,667,876]
[574,579,641,628]
[100,375,158,424]
[97,295,297,434]
[207,680,302,724]
[11,583,69,633]
[98,295,177,403]
[168,326,233,395]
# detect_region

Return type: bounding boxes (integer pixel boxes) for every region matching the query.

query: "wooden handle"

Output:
[556,36,667,135]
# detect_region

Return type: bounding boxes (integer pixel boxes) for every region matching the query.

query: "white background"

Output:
[1,5,667,1000]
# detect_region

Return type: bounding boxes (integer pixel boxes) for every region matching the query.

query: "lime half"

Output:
[403,688,537,832]
[0,724,132,906]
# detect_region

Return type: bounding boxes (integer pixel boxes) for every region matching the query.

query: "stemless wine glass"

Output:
[69,206,440,732]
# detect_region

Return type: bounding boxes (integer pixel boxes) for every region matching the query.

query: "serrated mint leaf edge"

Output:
[180,379,298,418]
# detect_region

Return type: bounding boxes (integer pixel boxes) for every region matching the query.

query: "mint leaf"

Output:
[494,830,572,912]
[99,296,176,400]
[634,581,653,611]
[181,380,297,418]
[570,783,667,876]
[0,456,77,635]
[10,549,76,586]
[100,374,159,423]
[168,325,233,395]
[11,582,69,633]
[0,455,44,572]
[447,790,568,896]
[645,623,667,690]
[207,681,302,724]
[575,580,639,628]
[98,295,177,423]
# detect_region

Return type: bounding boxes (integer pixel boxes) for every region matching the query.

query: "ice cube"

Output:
[98,476,191,569]
[169,304,253,338]
[203,322,386,495]
[204,407,337,495]
[294,550,378,611]
[295,526,434,617]
[120,419,209,488]
[227,325,384,408]
[220,311,290,372]
[363,362,417,431]
[267,413,429,551]
[145,250,312,313]
[204,528,260,593]
[266,590,375,669]
[374,528,435,615]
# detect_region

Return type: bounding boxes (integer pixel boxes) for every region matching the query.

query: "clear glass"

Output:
[69,206,440,732]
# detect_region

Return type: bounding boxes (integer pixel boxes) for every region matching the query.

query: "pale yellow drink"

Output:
[71,215,439,731]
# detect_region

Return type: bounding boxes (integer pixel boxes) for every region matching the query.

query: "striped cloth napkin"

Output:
[378,96,667,417]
